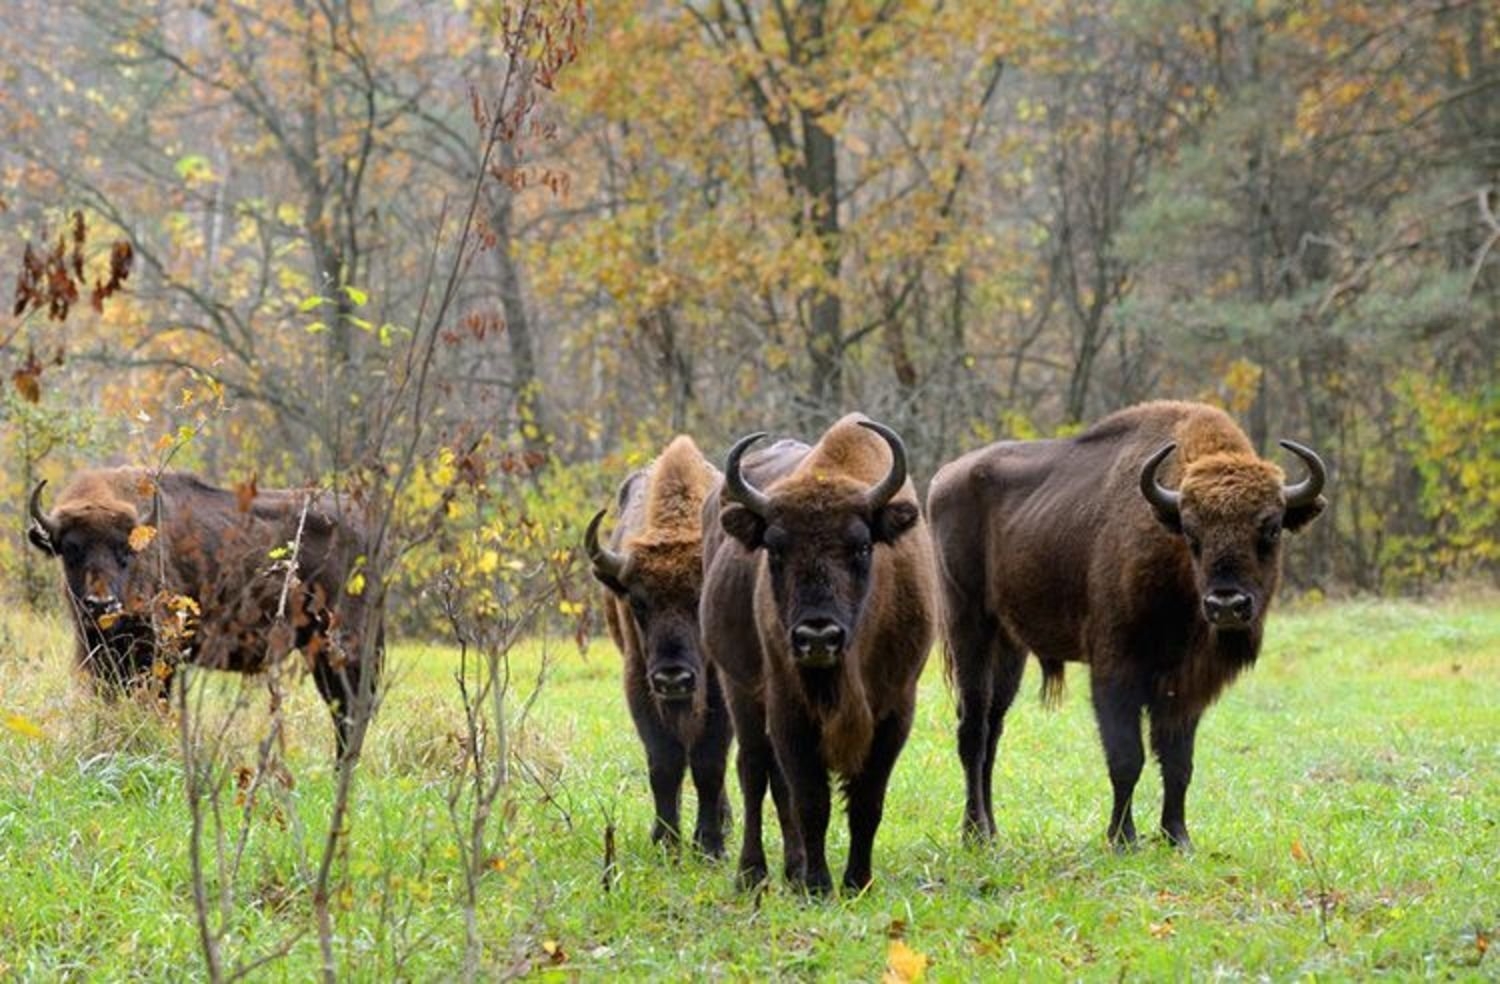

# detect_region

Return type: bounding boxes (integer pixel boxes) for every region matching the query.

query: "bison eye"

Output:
[1185,533,1202,558]
[1258,525,1281,555]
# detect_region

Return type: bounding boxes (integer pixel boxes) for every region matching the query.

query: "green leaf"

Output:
[342,285,369,306]
[298,296,327,312]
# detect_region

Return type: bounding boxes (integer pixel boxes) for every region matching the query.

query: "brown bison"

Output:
[927,401,1326,848]
[28,468,380,758]
[701,415,937,894]
[585,436,733,856]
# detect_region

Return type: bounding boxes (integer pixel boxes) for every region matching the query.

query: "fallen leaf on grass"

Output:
[4,713,45,739]
[1149,919,1176,939]
[884,939,928,983]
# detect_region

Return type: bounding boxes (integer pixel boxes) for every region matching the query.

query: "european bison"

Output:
[28,468,380,758]
[585,435,733,856]
[701,415,937,893]
[927,401,1326,848]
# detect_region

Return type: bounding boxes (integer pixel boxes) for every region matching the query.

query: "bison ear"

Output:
[28,525,57,556]
[720,503,766,550]
[1284,494,1326,533]
[872,500,920,544]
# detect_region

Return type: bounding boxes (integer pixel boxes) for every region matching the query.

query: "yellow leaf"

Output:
[558,600,584,616]
[347,571,366,597]
[4,713,45,739]
[1149,919,1176,939]
[129,524,157,552]
[884,939,928,983]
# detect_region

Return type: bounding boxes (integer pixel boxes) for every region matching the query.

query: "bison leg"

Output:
[842,710,913,892]
[647,742,688,848]
[1150,711,1199,850]
[689,675,734,858]
[1090,672,1145,850]
[624,679,688,848]
[312,657,370,763]
[772,712,833,895]
[952,633,1025,842]
[723,686,775,888]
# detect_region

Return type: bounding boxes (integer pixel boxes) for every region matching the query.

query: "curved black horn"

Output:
[28,480,57,540]
[1139,443,1182,521]
[584,508,627,581]
[857,420,909,511]
[1278,440,1326,509]
[724,432,772,517]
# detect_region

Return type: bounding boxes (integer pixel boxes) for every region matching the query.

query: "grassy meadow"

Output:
[1,596,1497,980]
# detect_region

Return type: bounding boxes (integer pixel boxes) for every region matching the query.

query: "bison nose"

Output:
[1203,589,1253,629]
[791,619,845,668]
[649,665,697,701]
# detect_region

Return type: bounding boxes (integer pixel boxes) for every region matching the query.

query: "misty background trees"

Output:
[3,0,1496,615]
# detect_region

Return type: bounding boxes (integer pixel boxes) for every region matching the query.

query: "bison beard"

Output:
[701,415,936,895]
[928,401,1326,849]
[584,436,733,856]
[28,468,381,761]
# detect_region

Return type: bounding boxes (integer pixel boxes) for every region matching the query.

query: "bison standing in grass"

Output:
[585,436,733,856]
[927,401,1326,849]
[28,468,380,759]
[701,415,937,894]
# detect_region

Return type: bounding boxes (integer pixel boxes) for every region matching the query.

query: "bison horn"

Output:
[1139,443,1182,521]
[584,508,627,581]
[724,432,773,518]
[1278,440,1326,509]
[29,480,58,541]
[857,420,909,511]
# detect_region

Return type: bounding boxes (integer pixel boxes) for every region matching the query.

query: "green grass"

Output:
[1,597,1497,980]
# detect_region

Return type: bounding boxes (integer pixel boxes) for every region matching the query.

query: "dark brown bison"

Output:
[585,435,733,856]
[701,414,937,894]
[28,467,380,758]
[927,401,1326,848]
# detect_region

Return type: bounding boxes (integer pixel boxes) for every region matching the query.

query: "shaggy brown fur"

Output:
[928,400,1326,849]
[29,467,379,759]
[587,436,732,856]
[702,414,937,894]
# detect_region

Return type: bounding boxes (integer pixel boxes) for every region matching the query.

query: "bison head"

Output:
[586,510,707,703]
[29,479,157,621]
[720,420,919,670]
[1140,441,1326,632]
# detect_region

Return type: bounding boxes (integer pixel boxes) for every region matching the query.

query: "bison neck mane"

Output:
[1154,619,1264,723]
[784,656,875,777]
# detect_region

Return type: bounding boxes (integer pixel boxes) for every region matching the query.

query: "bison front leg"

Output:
[689,680,734,858]
[626,691,688,849]
[1150,710,1199,850]
[842,711,912,893]
[1090,672,1145,850]
[772,713,833,895]
[723,686,776,888]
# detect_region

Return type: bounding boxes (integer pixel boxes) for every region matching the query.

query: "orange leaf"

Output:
[129,524,158,552]
[883,939,928,983]
[1290,840,1308,863]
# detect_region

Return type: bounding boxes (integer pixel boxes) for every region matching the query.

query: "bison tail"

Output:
[1039,658,1066,709]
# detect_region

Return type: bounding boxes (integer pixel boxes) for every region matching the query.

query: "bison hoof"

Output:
[736,861,769,891]
[794,867,834,897]
[1162,826,1193,851]
[962,817,995,844]
[841,869,873,895]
